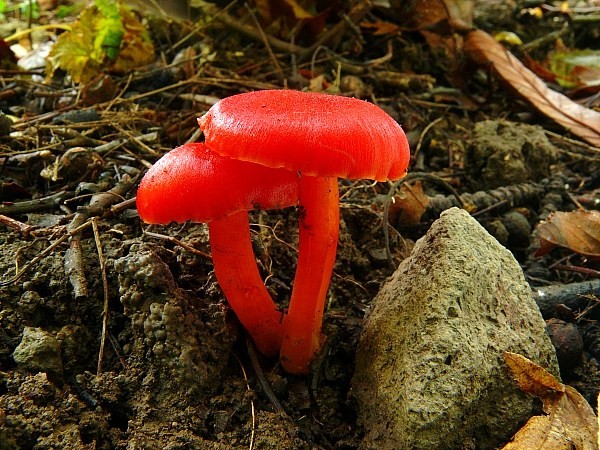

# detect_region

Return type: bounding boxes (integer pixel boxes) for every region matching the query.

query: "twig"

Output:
[471,199,509,218]
[0,220,92,287]
[533,279,600,318]
[110,198,137,215]
[232,351,256,450]
[0,191,74,216]
[310,40,394,76]
[551,264,600,278]
[206,3,304,55]
[298,0,373,63]
[93,131,161,155]
[107,332,127,370]
[92,218,110,376]
[520,24,569,53]
[0,214,36,236]
[64,232,88,300]
[544,129,600,155]
[245,336,287,417]
[143,230,212,259]
[245,3,285,83]
[104,73,133,112]
[4,23,71,42]
[64,176,137,299]
[413,117,444,162]
[111,126,160,156]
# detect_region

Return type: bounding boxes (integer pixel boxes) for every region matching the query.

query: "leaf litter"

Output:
[503,352,598,450]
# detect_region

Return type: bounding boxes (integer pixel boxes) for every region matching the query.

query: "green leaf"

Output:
[93,0,124,61]
[109,7,154,73]
[56,4,80,19]
[549,49,600,88]
[94,16,124,61]
[46,2,155,83]
[19,0,39,20]
[46,8,100,83]
[95,0,120,19]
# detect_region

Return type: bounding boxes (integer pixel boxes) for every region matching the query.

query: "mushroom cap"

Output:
[136,143,298,224]
[198,90,410,181]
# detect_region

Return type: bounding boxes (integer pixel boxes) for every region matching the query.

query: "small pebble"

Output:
[13,327,63,376]
[546,318,584,373]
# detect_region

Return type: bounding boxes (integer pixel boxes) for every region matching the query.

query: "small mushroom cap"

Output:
[136,143,298,224]
[198,90,410,181]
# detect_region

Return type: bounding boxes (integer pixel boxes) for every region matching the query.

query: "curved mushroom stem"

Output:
[209,211,284,356]
[280,176,340,374]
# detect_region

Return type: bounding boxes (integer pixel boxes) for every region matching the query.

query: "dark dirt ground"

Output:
[0,1,599,449]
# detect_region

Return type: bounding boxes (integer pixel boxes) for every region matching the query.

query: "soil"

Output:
[0,1,599,449]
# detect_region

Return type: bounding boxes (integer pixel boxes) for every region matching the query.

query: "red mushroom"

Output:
[136,142,298,356]
[199,90,410,374]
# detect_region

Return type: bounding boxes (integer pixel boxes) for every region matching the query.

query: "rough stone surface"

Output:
[12,327,63,376]
[353,208,559,450]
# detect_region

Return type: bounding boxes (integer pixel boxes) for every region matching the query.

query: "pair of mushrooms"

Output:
[136,90,410,374]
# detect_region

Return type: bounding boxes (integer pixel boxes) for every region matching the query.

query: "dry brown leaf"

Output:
[108,7,155,75]
[535,210,600,258]
[403,0,473,33]
[464,29,600,147]
[252,0,272,22]
[360,20,400,36]
[503,352,598,450]
[400,0,475,102]
[281,0,313,19]
[504,352,564,396]
[251,0,314,23]
[388,181,430,226]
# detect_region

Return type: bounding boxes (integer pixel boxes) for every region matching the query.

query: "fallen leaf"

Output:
[281,0,313,19]
[252,0,313,22]
[503,352,598,450]
[108,7,155,74]
[524,53,559,84]
[549,49,600,89]
[360,20,400,36]
[494,31,523,46]
[403,0,473,33]
[464,29,600,147]
[504,352,564,396]
[94,0,124,61]
[535,210,600,258]
[400,0,474,95]
[46,2,154,83]
[46,9,99,83]
[251,0,272,22]
[387,181,430,226]
[249,0,332,42]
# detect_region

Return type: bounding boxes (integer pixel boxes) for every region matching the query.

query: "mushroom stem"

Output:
[209,211,284,356]
[280,176,340,374]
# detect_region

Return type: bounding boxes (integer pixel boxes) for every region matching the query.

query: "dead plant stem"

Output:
[92,218,110,376]
[0,220,92,287]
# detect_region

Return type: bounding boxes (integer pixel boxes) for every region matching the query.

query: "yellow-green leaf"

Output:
[46,3,154,83]
[46,8,100,83]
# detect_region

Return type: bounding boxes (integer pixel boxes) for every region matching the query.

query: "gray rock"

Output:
[353,207,559,450]
[13,327,63,375]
